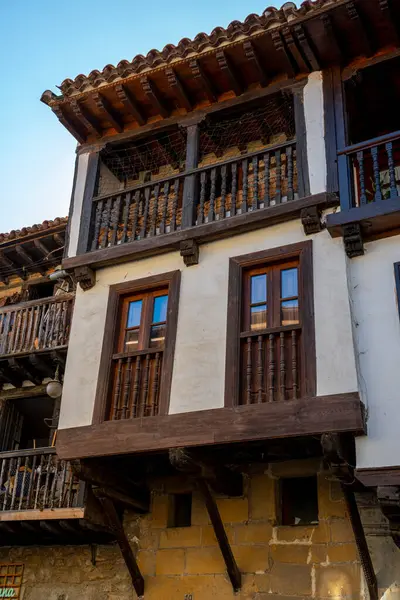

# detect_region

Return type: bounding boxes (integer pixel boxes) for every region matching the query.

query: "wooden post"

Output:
[197,478,241,592]
[76,152,100,255]
[332,66,352,211]
[182,122,201,228]
[293,83,310,199]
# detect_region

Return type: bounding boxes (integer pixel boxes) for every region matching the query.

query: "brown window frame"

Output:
[92,270,181,424]
[224,241,315,407]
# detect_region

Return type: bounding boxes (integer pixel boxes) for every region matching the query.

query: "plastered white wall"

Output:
[59,218,358,430]
[349,236,400,469]
[304,71,327,195]
[67,152,89,258]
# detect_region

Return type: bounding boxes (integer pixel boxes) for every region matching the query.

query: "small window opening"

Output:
[27,281,55,300]
[168,493,192,528]
[0,396,56,451]
[279,476,319,526]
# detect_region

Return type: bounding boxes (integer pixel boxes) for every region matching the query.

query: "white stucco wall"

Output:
[67,152,89,258]
[304,71,327,195]
[59,218,358,430]
[349,236,400,469]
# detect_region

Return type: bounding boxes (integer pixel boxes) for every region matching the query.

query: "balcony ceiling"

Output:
[41,0,400,145]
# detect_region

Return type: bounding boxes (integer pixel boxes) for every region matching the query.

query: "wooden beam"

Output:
[166,68,192,112]
[115,84,146,126]
[15,245,46,275]
[93,93,124,133]
[197,479,241,591]
[294,24,320,71]
[379,0,400,42]
[216,50,243,96]
[321,14,343,64]
[7,358,42,386]
[33,238,50,259]
[0,383,47,400]
[243,40,268,87]
[0,508,84,521]
[346,1,374,57]
[51,105,86,144]
[140,77,169,118]
[96,494,144,597]
[71,100,103,137]
[282,27,310,73]
[271,30,296,78]
[189,59,216,103]
[53,232,65,248]
[0,251,26,280]
[28,354,55,379]
[0,366,23,388]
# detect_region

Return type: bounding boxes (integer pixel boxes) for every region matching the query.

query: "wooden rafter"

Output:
[243,40,268,87]
[282,27,310,73]
[7,358,42,386]
[28,354,55,379]
[216,50,243,96]
[321,14,343,63]
[71,100,103,137]
[15,245,46,274]
[166,68,192,112]
[53,232,65,248]
[140,77,169,118]
[294,24,321,71]
[115,84,146,126]
[189,59,216,103]
[33,237,50,259]
[346,1,374,57]
[93,93,124,133]
[51,105,86,144]
[378,0,400,42]
[0,251,26,280]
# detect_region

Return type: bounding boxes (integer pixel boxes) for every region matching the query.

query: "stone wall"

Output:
[0,460,371,600]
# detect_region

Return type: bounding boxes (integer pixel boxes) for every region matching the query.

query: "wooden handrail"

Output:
[239,323,301,339]
[0,447,56,459]
[92,171,185,202]
[338,130,400,156]
[0,293,74,315]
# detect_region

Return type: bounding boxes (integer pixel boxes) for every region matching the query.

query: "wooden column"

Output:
[332,66,352,211]
[293,83,310,198]
[76,152,100,255]
[181,121,201,229]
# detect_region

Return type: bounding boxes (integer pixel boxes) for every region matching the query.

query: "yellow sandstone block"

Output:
[155,549,185,575]
[150,494,169,528]
[250,474,276,521]
[235,522,273,545]
[276,521,330,544]
[315,563,361,598]
[159,526,202,548]
[330,519,355,543]
[144,574,233,600]
[216,497,249,523]
[191,492,210,526]
[233,545,269,573]
[327,543,358,563]
[270,563,312,596]
[136,550,156,576]
[270,544,310,564]
[201,524,235,547]
[185,547,225,574]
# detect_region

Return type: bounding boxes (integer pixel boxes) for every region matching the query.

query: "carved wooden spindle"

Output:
[268,333,275,402]
[151,352,161,416]
[286,145,294,201]
[110,195,121,246]
[18,456,30,510]
[356,150,367,205]
[10,456,21,510]
[252,156,259,210]
[150,184,160,237]
[49,458,59,508]
[280,332,286,401]
[66,463,74,507]
[141,354,151,416]
[209,168,217,222]
[171,179,180,232]
[385,142,398,199]
[231,162,237,216]
[27,454,37,509]
[257,335,264,404]
[292,329,298,400]
[34,455,45,509]
[92,199,104,250]
[263,153,270,206]
[220,165,227,219]
[43,454,53,507]
[241,159,248,213]
[58,461,67,508]
[112,359,123,420]
[140,186,151,239]
[0,459,6,510]
[121,357,132,420]
[131,355,141,418]
[42,305,52,349]
[30,308,39,351]
[371,146,382,202]
[2,459,12,510]
[101,198,112,248]
[120,192,131,244]
[129,191,140,242]
[246,337,252,405]
[160,181,170,234]
[9,311,20,353]
[198,171,207,225]
[61,300,69,346]
[275,150,282,204]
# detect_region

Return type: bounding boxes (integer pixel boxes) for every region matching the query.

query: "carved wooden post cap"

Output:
[74,266,96,290]
[180,239,199,266]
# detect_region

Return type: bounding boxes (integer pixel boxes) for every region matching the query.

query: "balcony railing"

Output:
[339,130,400,209]
[0,447,83,513]
[0,294,74,357]
[88,140,297,252]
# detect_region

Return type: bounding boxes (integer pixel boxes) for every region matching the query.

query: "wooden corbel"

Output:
[377,486,400,549]
[74,266,96,291]
[343,222,364,258]
[180,239,199,266]
[300,206,323,235]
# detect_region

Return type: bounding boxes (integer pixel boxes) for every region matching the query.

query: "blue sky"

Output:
[0,0,280,233]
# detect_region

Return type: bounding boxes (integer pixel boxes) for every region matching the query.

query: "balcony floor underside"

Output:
[327,196,400,241]
[0,346,67,388]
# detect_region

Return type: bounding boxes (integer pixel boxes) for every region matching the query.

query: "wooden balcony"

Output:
[0,294,74,386]
[327,131,400,255]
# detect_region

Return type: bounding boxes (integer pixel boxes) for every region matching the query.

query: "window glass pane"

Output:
[150,323,166,348]
[153,295,168,324]
[250,305,267,330]
[127,300,142,328]
[281,299,299,326]
[281,268,298,299]
[251,274,267,304]
[124,328,139,351]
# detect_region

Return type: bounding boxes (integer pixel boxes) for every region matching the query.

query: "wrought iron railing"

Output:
[0,447,83,513]
[0,294,74,357]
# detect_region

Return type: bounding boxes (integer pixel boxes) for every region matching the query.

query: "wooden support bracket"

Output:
[115,84,146,126]
[180,240,199,266]
[74,266,96,291]
[377,486,400,549]
[343,222,364,258]
[301,206,323,235]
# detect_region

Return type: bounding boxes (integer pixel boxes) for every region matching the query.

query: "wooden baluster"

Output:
[2,459,12,510]
[209,168,217,222]
[18,456,30,510]
[280,332,286,401]
[34,454,45,509]
[121,357,132,420]
[27,454,37,509]
[49,458,59,508]
[110,195,121,247]
[275,150,282,204]
[41,302,50,349]
[129,191,140,242]
[25,307,34,351]
[241,159,248,213]
[198,171,207,224]
[58,461,67,508]
[160,181,170,234]
[120,192,131,245]
[231,162,237,216]
[386,142,398,199]
[8,310,19,354]
[1,313,11,354]
[151,352,161,416]
[286,145,294,201]
[30,307,40,351]
[141,354,151,417]
[140,187,151,239]
[54,301,62,347]
[170,179,180,232]
[371,146,382,202]
[131,356,141,418]
[38,304,47,349]
[257,335,264,404]
[292,330,298,400]
[18,308,27,352]
[252,156,259,210]
[47,303,57,348]
[101,198,112,248]
[0,458,6,511]
[10,456,21,510]
[268,333,275,402]
[66,463,74,507]
[246,337,252,405]
[356,150,367,205]
[91,199,103,251]
[150,184,160,237]
[220,165,227,219]
[42,454,52,507]
[112,359,123,420]
[263,153,270,207]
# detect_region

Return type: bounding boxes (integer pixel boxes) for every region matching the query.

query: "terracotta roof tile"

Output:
[0,217,68,245]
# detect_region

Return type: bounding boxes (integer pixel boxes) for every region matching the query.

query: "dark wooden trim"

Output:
[65,154,79,259]
[356,465,400,487]
[224,241,315,407]
[339,129,400,156]
[57,392,365,460]
[326,197,400,241]
[323,69,339,193]
[293,83,310,198]
[332,66,352,211]
[76,152,99,255]
[395,262,400,322]
[63,192,338,272]
[91,270,181,425]
[181,123,200,229]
